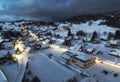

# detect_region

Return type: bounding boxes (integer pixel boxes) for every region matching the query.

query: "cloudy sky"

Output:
[0,0,120,21]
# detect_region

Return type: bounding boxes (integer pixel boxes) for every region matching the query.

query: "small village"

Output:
[0,19,120,82]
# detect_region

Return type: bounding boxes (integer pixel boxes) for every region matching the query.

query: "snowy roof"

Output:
[58,23,70,27]
[41,43,50,48]
[56,39,65,44]
[84,37,91,41]
[47,26,56,30]
[51,37,56,41]
[109,40,118,45]
[0,50,8,58]
[61,53,71,60]
[87,48,94,52]
[68,50,95,61]
[25,47,31,51]
[2,23,20,31]
[56,31,68,37]
[69,45,82,50]
[29,53,75,82]
[100,35,108,39]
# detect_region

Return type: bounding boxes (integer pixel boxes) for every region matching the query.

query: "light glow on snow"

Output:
[50,44,68,52]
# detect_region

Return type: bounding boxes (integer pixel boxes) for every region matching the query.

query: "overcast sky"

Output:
[0,0,120,21]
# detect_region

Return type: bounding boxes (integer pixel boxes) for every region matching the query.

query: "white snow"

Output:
[62,20,118,34]
[0,69,7,82]
[68,50,94,61]
[28,52,75,82]
[1,52,28,82]
[1,23,20,31]
[0,19,120,82]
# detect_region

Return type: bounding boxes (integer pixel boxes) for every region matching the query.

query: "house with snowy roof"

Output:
[62,50,96,68]
[55,31,68,38]
[85,48,94,54]
[40,42,50,49]
[56,39,65,45]
[24,46,32,53]
[109,40,118,46]
[100,35,108,41]
[83,37,92,42]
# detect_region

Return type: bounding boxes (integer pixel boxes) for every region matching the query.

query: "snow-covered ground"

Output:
[1,52,28,82]
[82,62,120,82]
[0,69,7,82]
[28,52,75,82]
[39,45,120,82]
[0,20,120,82]
[69,20,118,34]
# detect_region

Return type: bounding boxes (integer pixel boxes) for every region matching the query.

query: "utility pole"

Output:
[114,57,118,64]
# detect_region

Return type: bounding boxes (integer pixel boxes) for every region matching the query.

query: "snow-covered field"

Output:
[28,52,75,82]
[84,62,120,82]
[68,20,118,33]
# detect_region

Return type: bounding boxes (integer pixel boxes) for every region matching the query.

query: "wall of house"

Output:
[73,58,96,68]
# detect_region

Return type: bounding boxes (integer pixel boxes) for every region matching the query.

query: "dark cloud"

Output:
[0,0,120,21]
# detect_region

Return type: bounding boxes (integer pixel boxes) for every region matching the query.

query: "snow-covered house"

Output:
[55,26,69,38]
[83,33,93,42]
[85,48,94,54]
[109,40,118,46]
[62,50,96,68]
[47,26,56,30]
[58,23,70,29]
[55,31,68,38]
[56,39,65,45]
[73,36,79,40]
[100,35,108,41]
[69,45,83,51]
[27,38,34,43]
[40,42,50,49]
[24,46,32,53]
[83,37,91,42]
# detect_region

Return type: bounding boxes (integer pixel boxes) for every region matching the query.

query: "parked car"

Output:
[109,49,120,57]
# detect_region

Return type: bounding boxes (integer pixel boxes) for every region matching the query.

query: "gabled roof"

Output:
[67,50,95,61]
